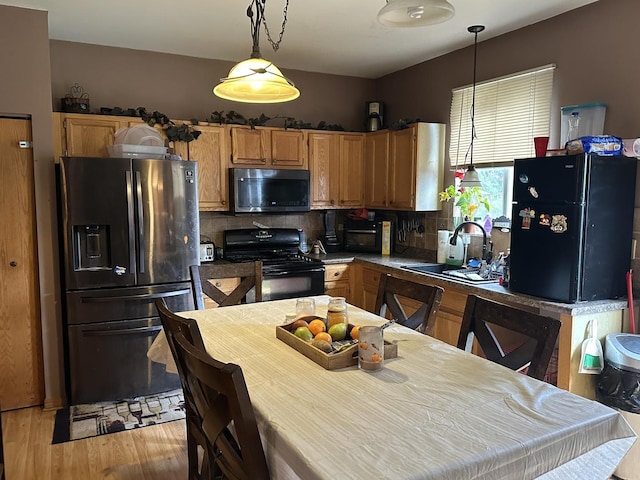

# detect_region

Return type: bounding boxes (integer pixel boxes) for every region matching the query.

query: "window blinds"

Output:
[449,64,555,167]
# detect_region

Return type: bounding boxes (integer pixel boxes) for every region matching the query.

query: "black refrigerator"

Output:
[509,153,636,303]
[58,156,199,404]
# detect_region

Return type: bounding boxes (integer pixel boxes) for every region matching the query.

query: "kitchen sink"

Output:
[401,263,500,284]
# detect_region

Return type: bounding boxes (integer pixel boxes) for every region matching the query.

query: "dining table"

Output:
[147,295,636,480]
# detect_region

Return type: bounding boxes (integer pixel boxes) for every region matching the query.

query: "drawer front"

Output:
[325,264,350,282]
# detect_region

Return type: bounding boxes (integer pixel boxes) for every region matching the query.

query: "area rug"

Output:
[52,388,185,444]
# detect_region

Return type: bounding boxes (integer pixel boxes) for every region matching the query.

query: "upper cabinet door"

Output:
[364,130,390,209]
[338,134,364,208]
[271,129,306,168]
[229,126,270,166]
[64,115,124,157]
[388,127,417,210]
[309,132,337,208]
[175,125,229,212]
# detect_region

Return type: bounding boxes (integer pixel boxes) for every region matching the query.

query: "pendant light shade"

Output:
[214,0,299,104]
[459,164,482,187]
[378,0,455,27]
[214,57,300,103]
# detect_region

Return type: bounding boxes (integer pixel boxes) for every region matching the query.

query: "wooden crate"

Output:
[275,322,397,370]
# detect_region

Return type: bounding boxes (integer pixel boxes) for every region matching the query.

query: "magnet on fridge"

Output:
[528,186,539,198]
[519,208,535,230]
[550,215,568,233]
[539,214,550,226]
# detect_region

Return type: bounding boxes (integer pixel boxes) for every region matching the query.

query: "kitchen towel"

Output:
[437,230,450,263]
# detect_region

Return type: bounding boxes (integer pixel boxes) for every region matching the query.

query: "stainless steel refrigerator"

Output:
[509,153,636,303]
[58,156,199,404]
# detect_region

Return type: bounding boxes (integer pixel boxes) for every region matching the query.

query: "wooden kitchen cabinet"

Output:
[173,124,228,211]
[364,130,389,209]
[57,113,128,157]
[353,264,384,313]
[229,126,306,168]
[364,122,445,211]
[324,263,351,300]
[309,131,364,209]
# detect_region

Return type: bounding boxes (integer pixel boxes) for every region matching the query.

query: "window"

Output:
[449,65,555,221]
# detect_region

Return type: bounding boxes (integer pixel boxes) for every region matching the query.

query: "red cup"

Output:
[534,136,549,157]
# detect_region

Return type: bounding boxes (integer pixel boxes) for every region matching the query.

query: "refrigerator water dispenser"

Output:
[73,225,111,270]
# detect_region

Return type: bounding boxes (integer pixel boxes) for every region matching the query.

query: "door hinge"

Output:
[18,141,33,149]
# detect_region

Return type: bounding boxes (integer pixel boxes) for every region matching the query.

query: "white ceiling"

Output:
[2,0,598,79]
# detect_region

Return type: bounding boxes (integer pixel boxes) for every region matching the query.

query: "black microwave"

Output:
[343,219,393,253]
[229,168,311,214]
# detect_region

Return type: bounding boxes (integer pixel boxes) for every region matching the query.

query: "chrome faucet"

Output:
[450,221,488,262]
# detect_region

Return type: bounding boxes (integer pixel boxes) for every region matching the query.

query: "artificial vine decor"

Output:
[98,105,344,142]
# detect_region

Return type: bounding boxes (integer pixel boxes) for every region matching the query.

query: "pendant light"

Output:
[377,0,455,27]
[460,25,485,188]
[214,0,299,103]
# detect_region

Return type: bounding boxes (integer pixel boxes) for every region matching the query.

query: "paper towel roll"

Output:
[437,230,450,264]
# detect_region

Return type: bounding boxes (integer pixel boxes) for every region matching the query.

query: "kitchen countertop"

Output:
[308,251,628,318]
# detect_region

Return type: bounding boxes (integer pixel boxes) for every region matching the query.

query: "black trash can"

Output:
[596,333,640,479]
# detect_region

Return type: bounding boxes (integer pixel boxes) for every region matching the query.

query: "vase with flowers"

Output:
[439,171,491,228]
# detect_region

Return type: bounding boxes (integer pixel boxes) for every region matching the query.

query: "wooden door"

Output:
[389,127,416,210]
[0,118,44,410]
[309,132,336,208]
[364,131,389,209]
[271,129,305,168]
[63,115,123,157]
[175,125,229,211]
[338,134,364,208]
[229,127,269,166]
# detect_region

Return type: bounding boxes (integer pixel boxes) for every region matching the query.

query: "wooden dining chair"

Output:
[172,330,270,480]
[155,298,211,480]
[190,262,263,310]
[457,294,561,381]
[374,274,444,335]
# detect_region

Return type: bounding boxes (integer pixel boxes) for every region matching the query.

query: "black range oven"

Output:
[223,228,325,301]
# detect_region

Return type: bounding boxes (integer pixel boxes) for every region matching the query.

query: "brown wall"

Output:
[50,41,376,132]
[0,5,63,408]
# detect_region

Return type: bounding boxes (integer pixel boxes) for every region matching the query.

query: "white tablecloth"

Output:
[148,295,636,480]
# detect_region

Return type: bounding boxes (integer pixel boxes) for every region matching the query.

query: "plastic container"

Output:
[114,124,164,146]
[327,297,348,328]
[107,144,168,159]
[560,102,606,147]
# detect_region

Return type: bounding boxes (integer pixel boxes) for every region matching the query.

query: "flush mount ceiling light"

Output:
[214,0,299,103]
[460,25,485,188]
[377,0,455,27]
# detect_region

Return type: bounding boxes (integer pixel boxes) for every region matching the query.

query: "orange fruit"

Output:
[350,325,360,340]
[308,319,326,336]
[314,332,333,344]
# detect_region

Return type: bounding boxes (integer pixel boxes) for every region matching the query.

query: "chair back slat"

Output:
[457,294,561,381]
[190,262,263,309]
[374,274,444,335]
[172,331,270,480]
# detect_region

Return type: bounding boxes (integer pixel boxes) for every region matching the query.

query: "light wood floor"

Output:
[2,406,188,479]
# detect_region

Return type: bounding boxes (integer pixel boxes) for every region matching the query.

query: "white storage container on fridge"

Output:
[560,102,606,146]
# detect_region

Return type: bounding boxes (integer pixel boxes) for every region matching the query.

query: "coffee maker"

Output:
[322,210,341,253]
[365,101,384,132]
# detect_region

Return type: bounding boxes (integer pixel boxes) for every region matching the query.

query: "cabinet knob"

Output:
[340,200,344,204]
[261,158,266,163]
[334,272,340,277]
[215,281,222,287]
[9,261,17,267]
[330,200,335,205]
[272,159,277,164]
[222,200,226,205]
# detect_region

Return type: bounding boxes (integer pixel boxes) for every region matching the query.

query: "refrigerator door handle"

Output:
[79,288,192,303]
[82,325,162,337]
[125,170,137,275]
[135,170,145,273]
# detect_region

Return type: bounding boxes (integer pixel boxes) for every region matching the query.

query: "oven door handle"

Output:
[346,229,378,234]
[82,325,162,337]
[264,267,325,276]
